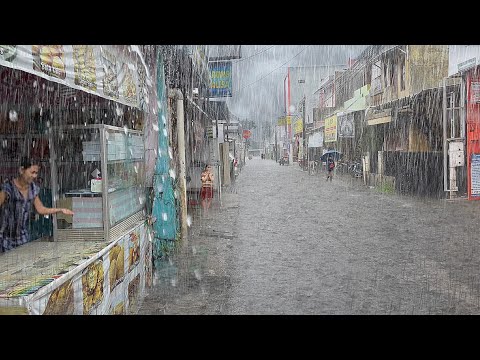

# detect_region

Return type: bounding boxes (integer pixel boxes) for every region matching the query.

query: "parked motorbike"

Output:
[350,161,363,178]
[279,156,289,166]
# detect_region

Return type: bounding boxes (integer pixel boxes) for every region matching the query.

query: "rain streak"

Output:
[1,45,480,315]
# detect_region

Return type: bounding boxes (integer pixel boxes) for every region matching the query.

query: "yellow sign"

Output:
[324,115,337,143]
[277,116,293,126]
[294,118,303,134]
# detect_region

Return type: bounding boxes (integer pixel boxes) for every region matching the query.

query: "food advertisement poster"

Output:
[73,45,97,91]
[32,45,66,80]
[118,62,138,106]
[108,241,125,293]
[100,46,120,99]
[144,234,153,288]
[42,279,75,315]
[136,57,148,111]
[128,229,141,273]
[0,45,144,109]
[21,222,147,315]
[82,259,105,315]
[0,45,17,62]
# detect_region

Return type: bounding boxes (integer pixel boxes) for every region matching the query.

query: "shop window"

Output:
[400,59,406,91]
[371,60,382,95]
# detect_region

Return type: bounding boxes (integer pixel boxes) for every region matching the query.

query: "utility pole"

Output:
[284,113,288,163]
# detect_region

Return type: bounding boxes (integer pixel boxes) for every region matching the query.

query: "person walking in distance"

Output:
[326,155,335,181]
[200,164,214,216]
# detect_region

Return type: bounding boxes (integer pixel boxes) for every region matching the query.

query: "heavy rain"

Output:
[1,44,480,316]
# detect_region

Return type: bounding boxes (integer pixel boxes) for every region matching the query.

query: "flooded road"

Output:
[139,157,480,315]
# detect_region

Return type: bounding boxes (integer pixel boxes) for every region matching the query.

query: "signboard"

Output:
[308,131,323,148]
[206,125,217,139]
[471,154,480,196]
[277,116,293,126]
[208,61,232,97]
[324,115,337,143]
[472,82,480,104]
[458,57,477,73]
[294,118,303,134]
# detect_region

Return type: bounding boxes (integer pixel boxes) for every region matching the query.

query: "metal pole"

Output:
[171,89,188,241]
[274,123,278,162]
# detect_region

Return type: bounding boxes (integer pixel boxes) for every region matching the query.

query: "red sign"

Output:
[243,129,251,139]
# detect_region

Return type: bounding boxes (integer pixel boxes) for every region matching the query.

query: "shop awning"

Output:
[0,45,151,112]
[367,115,392,126]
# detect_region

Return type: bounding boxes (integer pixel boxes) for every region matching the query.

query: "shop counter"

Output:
[0,221,152,315]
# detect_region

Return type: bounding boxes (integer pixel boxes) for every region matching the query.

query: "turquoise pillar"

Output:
[152,53,178,261]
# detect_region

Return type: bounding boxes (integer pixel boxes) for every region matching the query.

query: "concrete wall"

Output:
[408,45,449,94]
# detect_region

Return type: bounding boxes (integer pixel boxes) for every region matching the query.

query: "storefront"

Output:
[0,45,155,314]
[448,45,479,200]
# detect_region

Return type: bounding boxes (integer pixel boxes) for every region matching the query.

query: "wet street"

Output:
[138,157,480,315]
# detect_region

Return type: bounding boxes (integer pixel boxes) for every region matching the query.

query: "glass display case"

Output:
[51,124,145,241]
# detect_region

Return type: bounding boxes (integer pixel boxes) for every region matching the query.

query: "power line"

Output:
[232,45,276,64]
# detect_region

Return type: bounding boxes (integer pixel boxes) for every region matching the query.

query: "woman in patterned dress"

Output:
[0,157,74,253]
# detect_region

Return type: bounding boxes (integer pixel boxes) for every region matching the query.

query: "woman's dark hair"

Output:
[20,156,39,169]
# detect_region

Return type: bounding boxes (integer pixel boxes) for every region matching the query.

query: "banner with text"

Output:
[0,45,148,109]
[208,61,232,97]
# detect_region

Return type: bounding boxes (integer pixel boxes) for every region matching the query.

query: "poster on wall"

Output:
[127,273,141,314]
[100,47,120,99]
[128,230,141,273]
[72,45,97,91]
[337,112,355,138]
[106,236,127,315]
[471,82,480,104]
[118,63,138,106]
[32,45,67,80]
[0,45,144,109]
[137,57,148,111]
[144,238,153,288]
[109,241,125,293]
[0,45,17,62]
[471,154,480,196]
[82,259,105,315]
[42,279,75,315]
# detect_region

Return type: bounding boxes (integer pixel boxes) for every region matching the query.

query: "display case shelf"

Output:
[51,124,145,242]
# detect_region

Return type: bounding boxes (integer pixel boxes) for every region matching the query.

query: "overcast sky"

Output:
[206,45,369,127]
